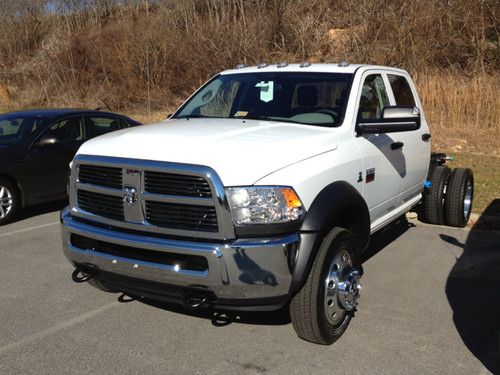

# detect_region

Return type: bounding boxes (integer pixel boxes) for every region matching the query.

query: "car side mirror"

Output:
[37,136,60,146]
[357,106,420,135]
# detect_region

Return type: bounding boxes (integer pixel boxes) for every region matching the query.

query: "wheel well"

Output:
[0,173,24,207]
[320,204,370,257]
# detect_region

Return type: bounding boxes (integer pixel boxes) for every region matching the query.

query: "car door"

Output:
[28,116,86,200]
[355,72,406,223]
[386,73,431,203]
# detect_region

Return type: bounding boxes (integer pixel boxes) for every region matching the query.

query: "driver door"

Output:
[355,72,406,225]
[28,116,86,200]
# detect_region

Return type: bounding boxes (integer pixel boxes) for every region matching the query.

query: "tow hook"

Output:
[71,263,99,283]
[183,293,211,310]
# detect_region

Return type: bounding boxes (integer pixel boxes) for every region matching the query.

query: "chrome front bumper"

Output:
[61,208,300,308]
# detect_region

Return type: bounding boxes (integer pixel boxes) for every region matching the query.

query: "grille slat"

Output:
[145,201,218,232]
[77,190,124,221]
[144,171,212,198]
[79,165,122,189]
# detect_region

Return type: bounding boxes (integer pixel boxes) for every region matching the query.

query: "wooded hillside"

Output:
[0,0,498,152]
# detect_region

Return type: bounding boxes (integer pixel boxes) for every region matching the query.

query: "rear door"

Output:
[28,116,86,200]
[386,73,431,203]
[354,72,406,223]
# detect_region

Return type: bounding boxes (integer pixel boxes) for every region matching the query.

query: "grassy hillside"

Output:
[0,1,498,172]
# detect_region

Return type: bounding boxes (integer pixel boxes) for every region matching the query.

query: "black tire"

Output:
[87,278,119,293]
[421,165,451,225]
[290,227,360,345]
[0,177,20,225]
[445,168,474,227]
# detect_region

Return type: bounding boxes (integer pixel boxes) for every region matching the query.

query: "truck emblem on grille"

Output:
[123,186,138,205]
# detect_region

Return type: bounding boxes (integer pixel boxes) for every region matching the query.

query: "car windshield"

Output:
[0,114,46,145]
[173,72,353,127]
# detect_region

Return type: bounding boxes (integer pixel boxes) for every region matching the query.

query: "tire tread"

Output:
[290,227,356,344]
[445,168,473,227]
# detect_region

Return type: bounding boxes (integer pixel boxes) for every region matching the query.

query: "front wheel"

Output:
[290,227,361,344]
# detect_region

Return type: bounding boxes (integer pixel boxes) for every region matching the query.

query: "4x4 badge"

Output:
[123,186,138,205]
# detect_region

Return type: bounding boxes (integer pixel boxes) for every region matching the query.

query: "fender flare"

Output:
[290,181,370,294]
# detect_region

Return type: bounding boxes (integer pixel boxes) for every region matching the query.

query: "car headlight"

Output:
[225,186,305,226]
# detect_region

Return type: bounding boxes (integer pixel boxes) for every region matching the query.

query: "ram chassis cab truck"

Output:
[61,63,474,344]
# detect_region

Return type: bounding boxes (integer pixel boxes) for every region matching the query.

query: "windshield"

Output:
[174,72,353,127]
[0,114,46,145]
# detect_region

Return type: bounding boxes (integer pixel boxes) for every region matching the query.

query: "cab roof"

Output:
[220,63,407,75]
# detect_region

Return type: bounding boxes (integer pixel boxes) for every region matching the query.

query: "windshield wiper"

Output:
[243,115,324,126]
[175,114,219,119]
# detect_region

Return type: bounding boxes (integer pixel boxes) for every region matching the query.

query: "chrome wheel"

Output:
[0,185,13,219]
[324,249,362,325]
[463,180,472,220]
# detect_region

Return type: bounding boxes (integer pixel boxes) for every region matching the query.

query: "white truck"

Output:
[61,63,474,344]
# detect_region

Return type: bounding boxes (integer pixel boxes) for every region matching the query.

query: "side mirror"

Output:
[37,136,60,147]
[357,106,420,135]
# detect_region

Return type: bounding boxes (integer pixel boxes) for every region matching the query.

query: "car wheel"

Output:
[445,168,474,227]
[0,177,20,225]
[421,165,451,225]
[290,227,361,345]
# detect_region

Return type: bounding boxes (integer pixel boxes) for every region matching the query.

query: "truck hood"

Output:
[77,118,338,185]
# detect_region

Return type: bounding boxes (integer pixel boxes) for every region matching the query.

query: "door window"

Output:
[44,117,85,142]
[358,74,389,119]
[388,75,416,106]
[85,116,123,138]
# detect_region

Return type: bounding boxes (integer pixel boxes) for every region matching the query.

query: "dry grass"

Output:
[415,72,500,155]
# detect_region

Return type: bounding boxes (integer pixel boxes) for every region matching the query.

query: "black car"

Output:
[0,108,140,224]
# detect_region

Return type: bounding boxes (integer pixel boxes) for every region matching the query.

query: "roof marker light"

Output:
[235,63,245,69]
[299,61,311,68]
[277,61,288,68]
[338,61,349,67]
[257,62,268,69]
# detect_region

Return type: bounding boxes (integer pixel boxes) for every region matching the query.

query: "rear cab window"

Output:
[387,74,416,106]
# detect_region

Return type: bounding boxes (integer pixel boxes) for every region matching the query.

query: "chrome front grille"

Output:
[70,155,234,240]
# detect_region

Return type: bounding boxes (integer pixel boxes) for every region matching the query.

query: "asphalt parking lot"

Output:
[0,204,499,374]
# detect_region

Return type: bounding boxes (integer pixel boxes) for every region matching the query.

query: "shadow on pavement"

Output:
[361,215,415,264]
[9,199,67,224]
[444,200,500,374]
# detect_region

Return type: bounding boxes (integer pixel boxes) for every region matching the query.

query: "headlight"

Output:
[226,186,305,225]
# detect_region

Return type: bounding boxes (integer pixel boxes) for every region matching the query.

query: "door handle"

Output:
[391,141,404,150]
[422,133,431,141]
